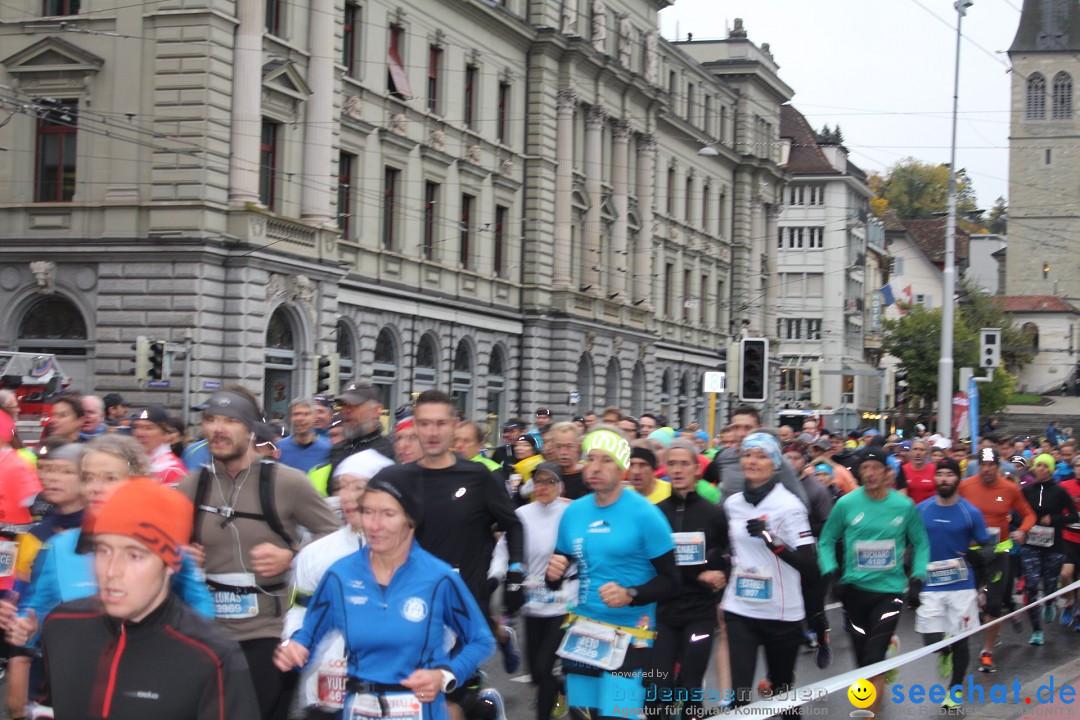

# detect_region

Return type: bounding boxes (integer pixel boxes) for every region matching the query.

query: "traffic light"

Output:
[132,336,150,383]
[738,338,768,402]
[895,369,909,407]
[148,340,166,380]
[316,353,340,395]
[980,328,1001,369]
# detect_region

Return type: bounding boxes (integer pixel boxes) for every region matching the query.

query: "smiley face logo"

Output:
[848,679,876,709]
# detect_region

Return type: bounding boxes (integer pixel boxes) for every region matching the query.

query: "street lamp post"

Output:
[937,0,971,439]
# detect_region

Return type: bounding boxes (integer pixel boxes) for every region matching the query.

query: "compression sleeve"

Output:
[774,543,820,580]
[630,550,680,606]
[172,551,214,618]
[486,470,524,567]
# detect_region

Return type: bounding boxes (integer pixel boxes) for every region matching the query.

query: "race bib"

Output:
[926,558,968,587]
[348,691,422,720]
[208,572,260,619]
[0,540,18,578]
[855,540,897,570]
[1027,525,1055,548]
[523,577,558,605]
[673,532,707,566]
[986,526,1001,544]
[556,619,629,671]
[316,658,348,709]
[732,567,772,602]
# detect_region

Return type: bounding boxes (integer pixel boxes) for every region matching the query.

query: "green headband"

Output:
[582,429,631,470]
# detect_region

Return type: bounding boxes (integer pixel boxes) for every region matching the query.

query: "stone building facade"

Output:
[0,0,786,432]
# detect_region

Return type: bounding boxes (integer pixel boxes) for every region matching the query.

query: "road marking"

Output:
[510,674,532,683]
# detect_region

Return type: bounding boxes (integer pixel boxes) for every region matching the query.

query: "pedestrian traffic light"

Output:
[895,369,909,407]
[980,328,1001,369]
[132,336,150,383]
[148,341,166,380]
[738,338,768,402]
[316,353,340,395]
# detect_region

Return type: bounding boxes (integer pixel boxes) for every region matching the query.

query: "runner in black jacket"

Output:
[651,440,729,719]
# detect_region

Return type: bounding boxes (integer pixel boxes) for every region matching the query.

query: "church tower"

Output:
[1006,0,1080,299]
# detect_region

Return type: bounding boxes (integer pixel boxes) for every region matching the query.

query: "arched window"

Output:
[660,369,672,419]
[575,353,594,412]
[605,357,621,409]
[677,373,690,428]
[486,346,507,443]
[264,308,299,423]
[336,320,356,382]
[1053,72,1073,119]
[1027,73,1046,120]
[415,333,439,387]
[451,339,474,416]
[630,362,646,416]
[16,295,90,392]
[373,327,399,410]
[1022,322,1040,353]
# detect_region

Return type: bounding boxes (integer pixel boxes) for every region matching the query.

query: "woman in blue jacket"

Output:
[276,464,494,720]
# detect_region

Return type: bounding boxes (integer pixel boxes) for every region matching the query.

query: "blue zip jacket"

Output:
[291,540,494,720]
[20,528,214,635]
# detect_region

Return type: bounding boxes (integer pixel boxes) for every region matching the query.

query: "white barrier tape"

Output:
[733,577,1080,716]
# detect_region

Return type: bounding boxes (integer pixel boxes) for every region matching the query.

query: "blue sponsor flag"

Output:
[881,284,896,307]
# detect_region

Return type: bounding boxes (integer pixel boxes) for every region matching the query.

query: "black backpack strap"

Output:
[192,466,212,546]
[259,460,293,549]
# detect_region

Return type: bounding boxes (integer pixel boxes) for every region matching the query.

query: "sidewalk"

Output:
[1005,396,1080,416]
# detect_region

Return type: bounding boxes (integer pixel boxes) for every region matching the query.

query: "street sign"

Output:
[147,380,171,389]
[203,380,222,390]
[702,372,726,394]
[569,391,581,405]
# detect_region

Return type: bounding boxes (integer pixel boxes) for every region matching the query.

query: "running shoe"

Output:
[941,693,962,710]
[816,631,832,669]
[479,688,508,720]
[1062,603,1075,627]
[883,635,900,684]
[500,626,522,674]
[1043,602,1056,625]
[757,677,773,698]
[938,648,953,679]
[1029,630,1045,645]
[979,650,996,673]
[551,692,569,719]
[804,629,819,649]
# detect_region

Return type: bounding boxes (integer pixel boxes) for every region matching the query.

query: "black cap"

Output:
[337,382,379,406]
[102,393,127,410]
[366,464,423,525]
[1011,454,1029,469]
[536,408,551,417]
[202,390,262,432]
[134,404,169,427]
[936,458,962,478]
[630,446,658,469]
[857,448,890,468]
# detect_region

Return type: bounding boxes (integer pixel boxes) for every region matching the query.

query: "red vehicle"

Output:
[0,352,72,443]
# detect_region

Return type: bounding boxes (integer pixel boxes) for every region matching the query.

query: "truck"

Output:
[0,352,72,443]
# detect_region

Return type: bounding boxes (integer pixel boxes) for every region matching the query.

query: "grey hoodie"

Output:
[711,445,811,508]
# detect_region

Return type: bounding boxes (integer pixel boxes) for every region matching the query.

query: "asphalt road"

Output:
[483,600,1080,719]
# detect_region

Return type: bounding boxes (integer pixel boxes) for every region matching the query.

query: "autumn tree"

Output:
[987,196,1007,234]
[872,158,979,223]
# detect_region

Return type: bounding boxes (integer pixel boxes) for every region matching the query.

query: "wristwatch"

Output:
[626,587,639,604]
[439,669,457,694]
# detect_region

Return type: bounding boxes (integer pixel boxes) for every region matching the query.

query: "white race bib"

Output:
[316,657,348,709]
[348,691,422,720]
[673,532,707,566]
[208,572,260,620]
[925,558,968,587]
[0,540,18,578]
[732,566,773,602]
[1027,525,1055,548]
[855,540,897,570]
[556,619,630,671]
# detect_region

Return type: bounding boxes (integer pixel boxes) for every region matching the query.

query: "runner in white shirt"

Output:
[722,432,819,708]
[283,450,393,720]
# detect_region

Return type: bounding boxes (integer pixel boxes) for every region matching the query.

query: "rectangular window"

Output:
[703,95,712,135]
[784,318,802,340]
[788,185,804,205]
[35,100,78,202]
[338,152,355,236]
[719,106,726,144]
[387,26,413,99]
[809,226,824,249]
[343,4,360,78]
[664,262,674,317]
[460,193,475,269]
[494,205,508,277]
[805,274,824,297]
[685,176,693,223]
[717,192,726,236]
[427,45,442,114]
[807,319,822,340]
[265,0,283,36]
[686,82,695,124]
[43,0,79,14]
[422,181,439,260]
[463,65,477,129]
[809,184,825,206]
[259,120,279,209]
[666,167,675,215]
[699,274,708,324]
[702,186,709,230]
[382,167,399,250]
[891,257,904,275]
[497,82,510,144]
[682,270,693,320]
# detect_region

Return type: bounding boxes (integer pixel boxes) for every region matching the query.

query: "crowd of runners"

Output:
[0,383,1077,719]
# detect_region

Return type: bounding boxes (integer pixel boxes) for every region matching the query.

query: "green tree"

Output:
[987,196,1007,234]
[874,158,979,222]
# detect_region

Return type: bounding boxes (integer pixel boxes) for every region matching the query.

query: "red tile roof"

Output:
[992,296,1080,314]
[780,105,840,175]
[901,218,969,263]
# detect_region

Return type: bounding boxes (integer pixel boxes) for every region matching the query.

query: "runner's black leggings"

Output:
[921,632,968,690]
[649,617,716,719]
[523,614,566,720]
[241,637,298,720]
[724,611,803,711]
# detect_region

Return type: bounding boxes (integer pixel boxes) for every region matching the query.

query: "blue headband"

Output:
[742,432,783,468]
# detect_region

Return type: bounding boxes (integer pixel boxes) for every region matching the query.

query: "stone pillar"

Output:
[689,256,702,325]
[229,0,264,206]
[748,193,765,336]
[583,105,607,293]
[730,167,754,330]
[611,120,631,299]
[764,202,781,341]
[675,249,685,323]
[635,133,656,307]
[554,90,578,288]
[301,0,334,224]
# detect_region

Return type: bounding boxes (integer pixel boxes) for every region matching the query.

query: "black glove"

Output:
[824,570,849,604]
[906,577,924,609]
[746,518,775,546]
[506,569,525,591]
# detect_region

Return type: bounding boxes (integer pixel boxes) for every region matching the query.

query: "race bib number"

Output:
[926,558,968,587]
[348,691,422,720]
[733,567,772,602]
[208,572,259,619]
[673,532,707,566]
[855,540,897,570]
[0,541,18,578]
[316,657,348,708]
[1027,525,1055,548]
[556,619,629,670]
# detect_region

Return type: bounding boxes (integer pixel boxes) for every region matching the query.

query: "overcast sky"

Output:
[659,0,1020,209]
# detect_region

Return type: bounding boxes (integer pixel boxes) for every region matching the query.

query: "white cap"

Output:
[333,449,394,480]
